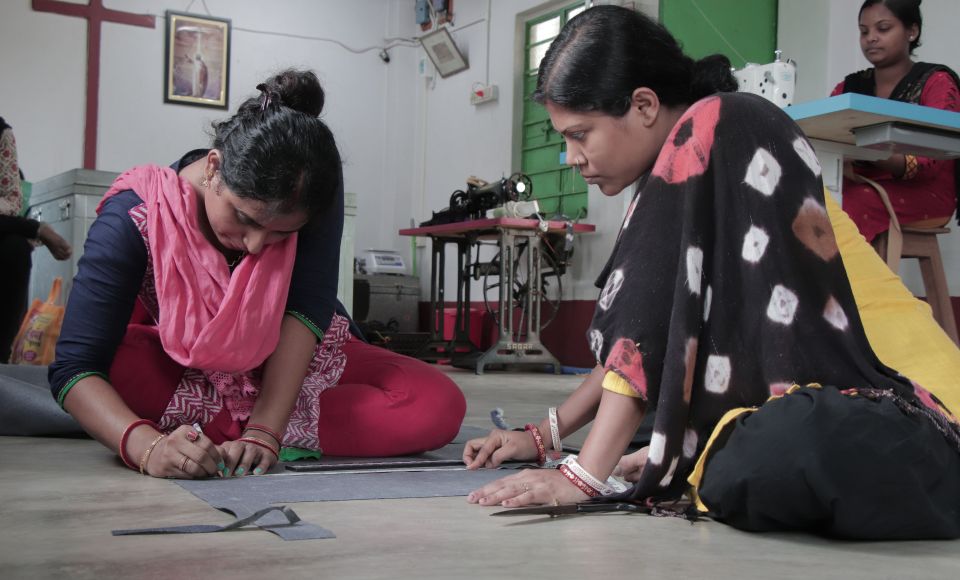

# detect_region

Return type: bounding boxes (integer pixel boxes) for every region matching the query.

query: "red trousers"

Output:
[110,323,465,457]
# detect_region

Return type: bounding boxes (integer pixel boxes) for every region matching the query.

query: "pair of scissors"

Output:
[491,502,649,518]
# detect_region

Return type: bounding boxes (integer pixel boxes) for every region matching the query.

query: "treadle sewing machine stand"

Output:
[399,218,596,375]
[476,226,559,374]
[420,234,482,364]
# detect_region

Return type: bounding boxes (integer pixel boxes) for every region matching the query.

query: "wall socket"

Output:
[470,84,498,105]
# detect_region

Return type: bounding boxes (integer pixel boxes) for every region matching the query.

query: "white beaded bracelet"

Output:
[548,407,562,457]
[561,455,615,496]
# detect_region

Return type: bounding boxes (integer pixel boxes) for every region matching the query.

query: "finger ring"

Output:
[180,456,191,472]
[186,431,199,443]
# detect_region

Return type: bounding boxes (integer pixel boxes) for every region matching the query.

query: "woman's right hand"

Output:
[142,425,225,479]
[463,428,538,469]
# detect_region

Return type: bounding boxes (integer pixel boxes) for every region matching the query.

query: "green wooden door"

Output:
[520,3,589,220]
[660,0,778,68]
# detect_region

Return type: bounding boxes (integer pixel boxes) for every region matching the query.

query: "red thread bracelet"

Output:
[524,423,547,465]
[119,419,157,470]
[238,436,280,459]
[559,463,600,497]
[244,423,283,444]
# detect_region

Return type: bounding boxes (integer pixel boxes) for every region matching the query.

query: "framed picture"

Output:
[164,11,231,109]
[419,26,468,78]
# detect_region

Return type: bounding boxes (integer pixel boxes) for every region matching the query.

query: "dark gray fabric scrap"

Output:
[112,506,336,539]
[0,364,83,436]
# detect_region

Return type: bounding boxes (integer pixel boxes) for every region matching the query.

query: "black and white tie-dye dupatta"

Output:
[588,92,918,502]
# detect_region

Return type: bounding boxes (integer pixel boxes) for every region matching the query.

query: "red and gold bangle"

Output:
[244,423,283,445]
[563,456,615,496]
[524,423,547,465]
[558,463,600,497]
[119,419,157,470]
[238,436,280,459]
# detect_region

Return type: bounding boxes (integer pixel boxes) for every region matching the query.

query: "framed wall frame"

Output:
[419,25,468,78]
[164,11,231,109]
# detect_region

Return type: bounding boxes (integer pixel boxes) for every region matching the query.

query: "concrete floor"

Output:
[1,369,958,580]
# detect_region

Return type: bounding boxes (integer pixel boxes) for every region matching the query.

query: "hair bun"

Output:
[261,69,325,117]
[690,54,738,101]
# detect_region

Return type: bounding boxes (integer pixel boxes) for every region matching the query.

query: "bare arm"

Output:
[536,364,605,451]
[864,154,906,179]
[463,365,606,468]
[63,376,222,477]
[467,381,645,507]
[217,314,317,475]
[576,388,646,481]
[245,314,317,434]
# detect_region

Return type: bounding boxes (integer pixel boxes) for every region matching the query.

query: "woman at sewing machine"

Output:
[834,0,959,242]
[49,69,465,479]
[462,5,960,539]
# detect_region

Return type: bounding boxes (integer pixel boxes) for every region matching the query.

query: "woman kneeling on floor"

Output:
[50,69,465,479]
[463,6,960,540]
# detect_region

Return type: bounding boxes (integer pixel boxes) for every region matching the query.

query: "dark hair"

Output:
[533,5,737,115]
[211,69,341,218]
[859,0,923,54]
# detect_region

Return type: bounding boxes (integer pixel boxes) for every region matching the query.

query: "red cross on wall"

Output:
[32,0,155,170]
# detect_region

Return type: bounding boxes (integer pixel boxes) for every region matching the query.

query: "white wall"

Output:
[0,0,620,305]
[2,0,956,305]
[779,0,960,295]
[1,0,404,257]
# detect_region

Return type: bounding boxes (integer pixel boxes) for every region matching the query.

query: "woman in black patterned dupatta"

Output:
[463,5,960,539]
[835,0,959,241]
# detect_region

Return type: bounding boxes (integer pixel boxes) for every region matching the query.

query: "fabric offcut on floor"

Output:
[111,505,329,538]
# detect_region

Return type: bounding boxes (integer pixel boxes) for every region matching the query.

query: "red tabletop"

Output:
[399,218,596,237]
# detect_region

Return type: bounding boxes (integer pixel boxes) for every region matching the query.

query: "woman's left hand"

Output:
[218,438,277,477]
[467,469,589,508]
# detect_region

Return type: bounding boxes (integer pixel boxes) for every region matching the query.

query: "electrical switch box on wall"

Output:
[470,83,498,105]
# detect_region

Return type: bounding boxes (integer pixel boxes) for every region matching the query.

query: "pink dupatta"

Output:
[98,165,297,374]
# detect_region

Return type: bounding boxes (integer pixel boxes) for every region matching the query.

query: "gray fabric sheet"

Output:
[284,425,494,471]
[175,468,507,540]
[175,425,511,541]
[0,364,83,436]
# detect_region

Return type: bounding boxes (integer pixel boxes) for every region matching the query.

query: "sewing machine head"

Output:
[734,50,797,108]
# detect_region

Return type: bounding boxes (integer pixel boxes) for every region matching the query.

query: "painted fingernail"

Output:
[254,467,263,475]
[222,468,231,477]
[217,461,225,471]
[235,467,245,476]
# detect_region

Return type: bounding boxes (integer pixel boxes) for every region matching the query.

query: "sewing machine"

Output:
[734,50,797,108]
[421,173,533,226]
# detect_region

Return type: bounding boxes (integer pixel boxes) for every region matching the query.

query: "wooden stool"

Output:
[872,225,959,346]
[851,173,959,346]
